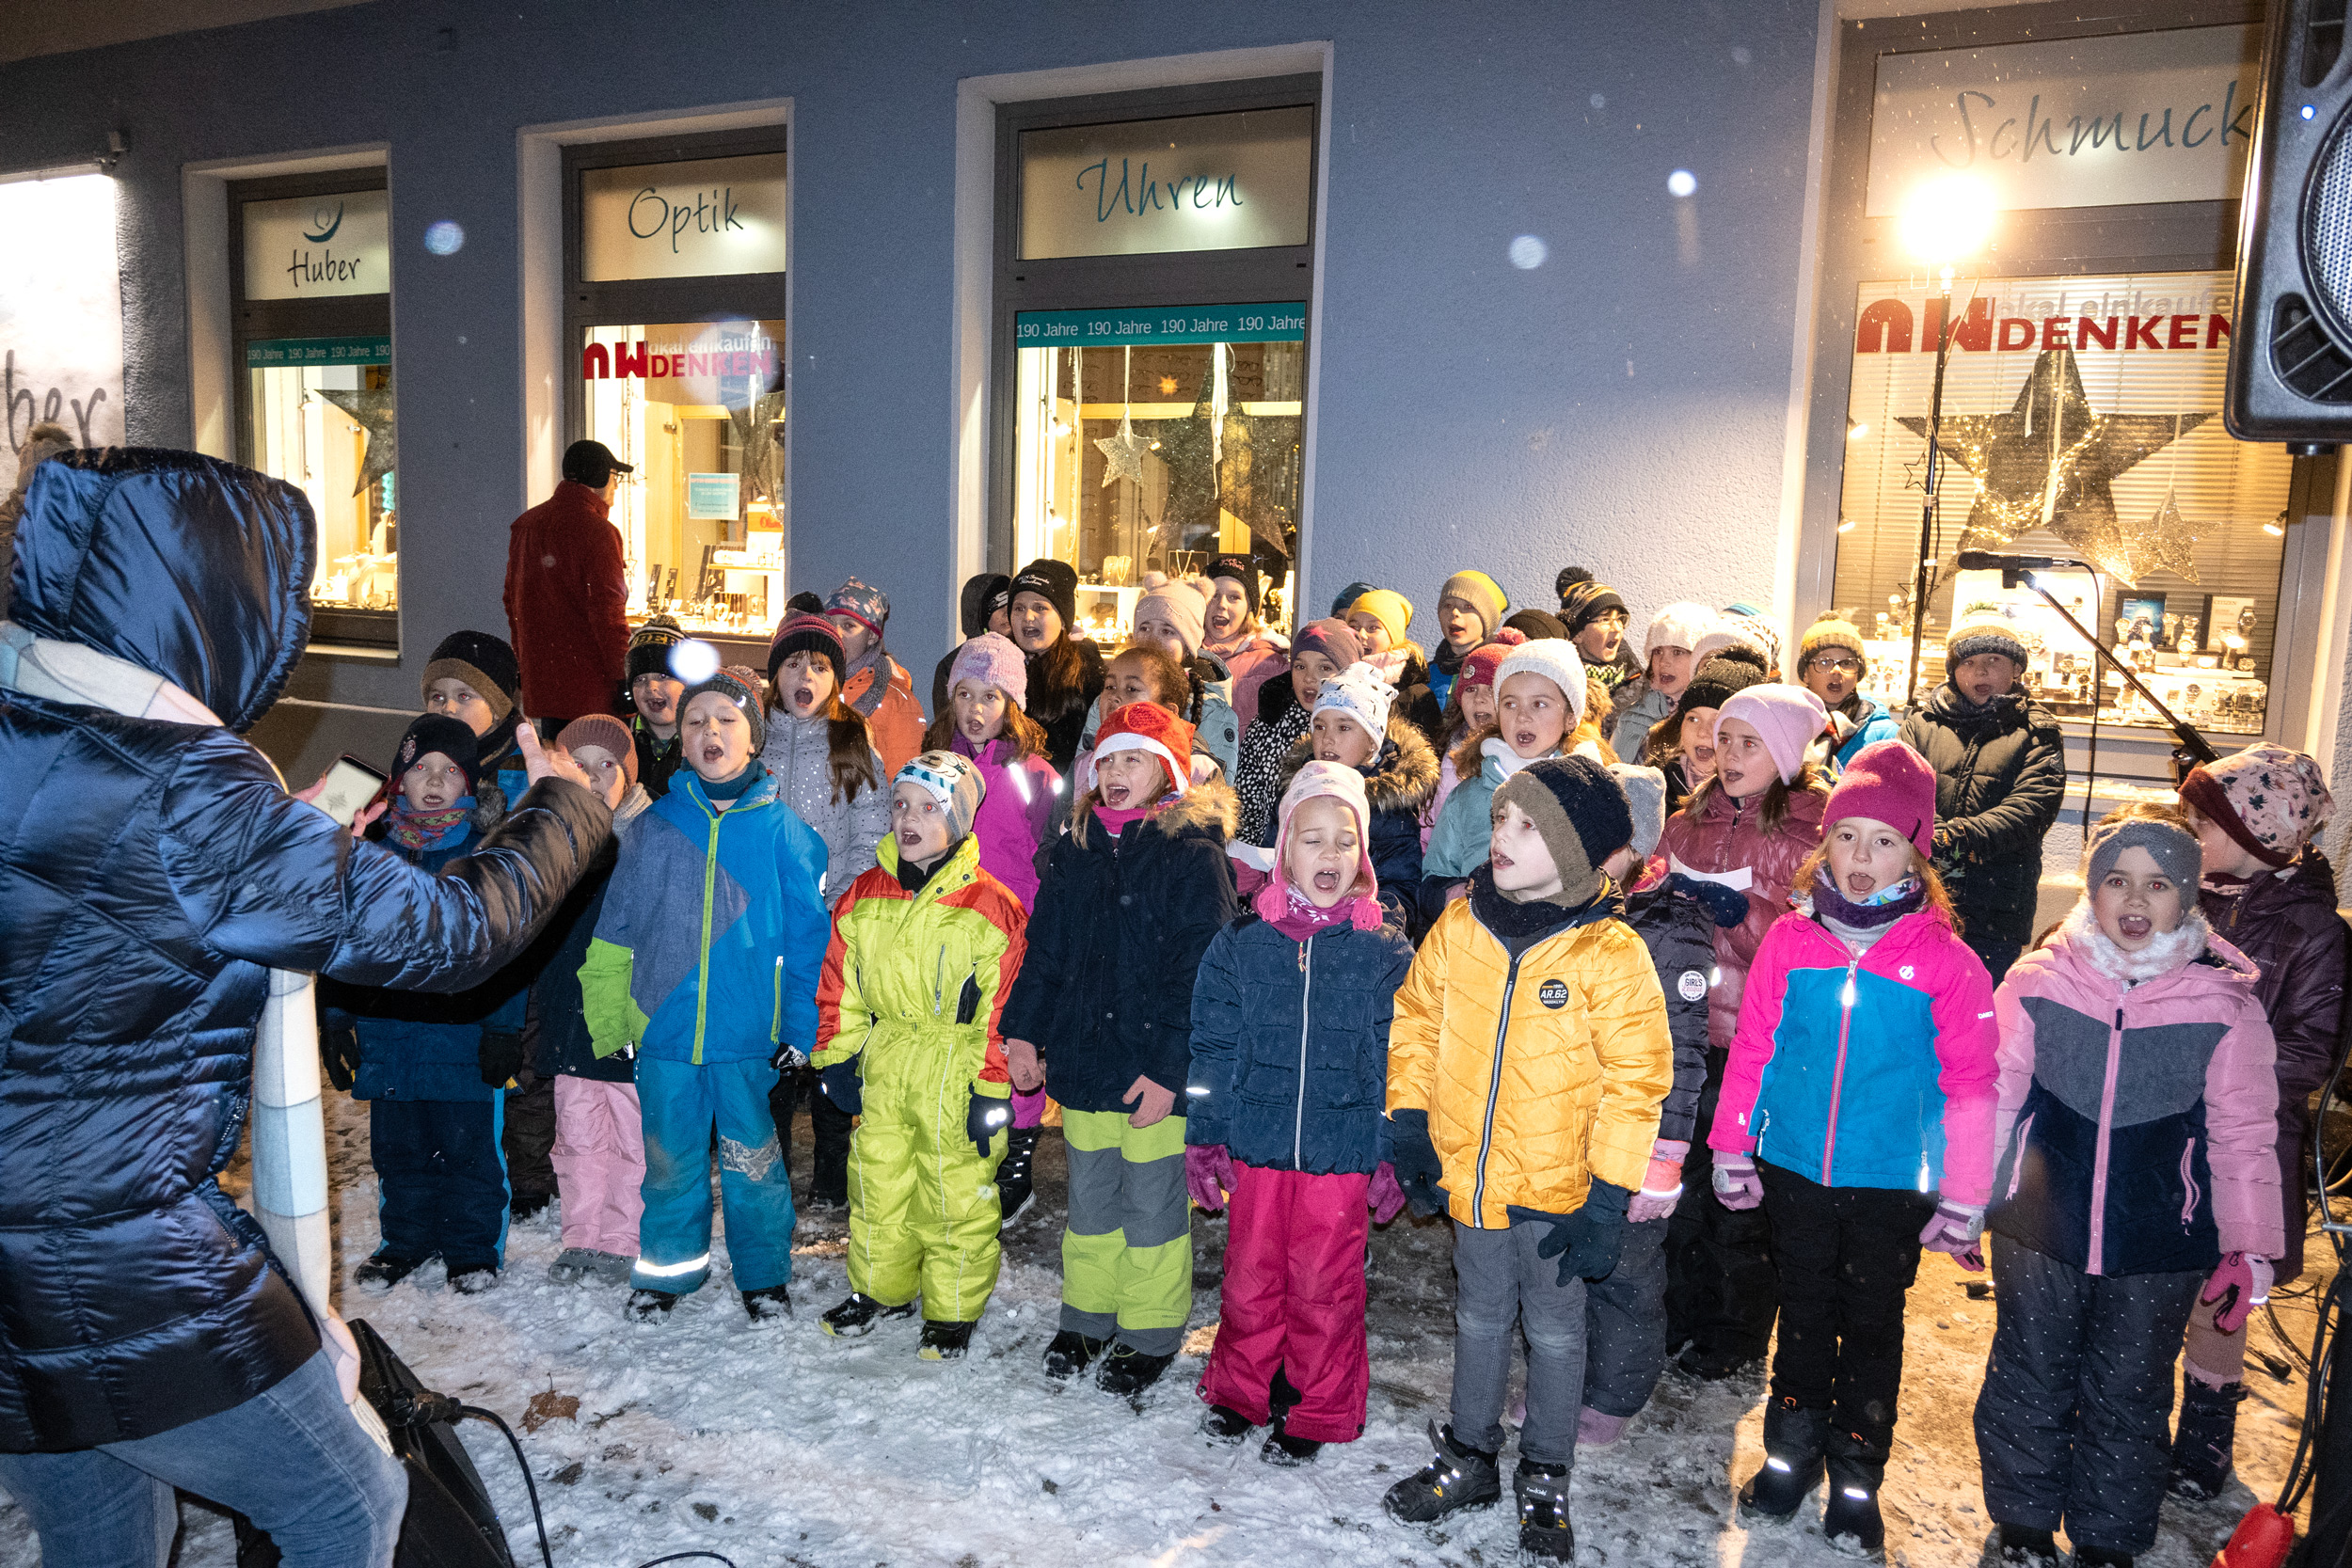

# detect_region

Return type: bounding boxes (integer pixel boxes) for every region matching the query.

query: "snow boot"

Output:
[1676,1341,1761,1382]
[1200,1404,1254,1444]
[1262,1429,1321,1466]
[1383,1419,1502,1524]
[447,1265,500,1295]
[821,1292,915,1338]
[1095,1344,1175,1396]
[2168,1378,2249,1501]
[741,1284,792,1323]
[547,1248,598,1286]
[1739,1397,1830,1522]
[1577,1406,1630,1448]
[1821,1429,1889,1557]
[2070,1548,2134,1568]
[587,1251,636,1285]
[1997,1524,2060,1566]
[995,1126,1041,1227]
[1042,1330,1108,1379]
[919,1321,976,1360]
[1514,1458,1575,1562]
[355,1251,426,1292]
[627,1289,678,1321]
[509,1189,553,1223]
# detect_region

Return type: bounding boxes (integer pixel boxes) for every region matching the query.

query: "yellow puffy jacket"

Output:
[1387,894,1673,1228]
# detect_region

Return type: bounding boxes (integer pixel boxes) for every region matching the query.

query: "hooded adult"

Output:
[0,448,608,1562]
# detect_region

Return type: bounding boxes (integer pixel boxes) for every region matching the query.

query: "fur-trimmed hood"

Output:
[1273,720,1439,816]
[1148,774,1240,841]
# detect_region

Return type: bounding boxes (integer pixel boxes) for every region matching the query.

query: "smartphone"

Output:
[314,754,388,828]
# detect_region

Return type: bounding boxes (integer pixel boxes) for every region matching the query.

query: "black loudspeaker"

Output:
[2229,0,2352,448]
[233,1319,515,1568]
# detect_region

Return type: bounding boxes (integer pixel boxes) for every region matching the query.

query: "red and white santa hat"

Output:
[1087,702,1196,798]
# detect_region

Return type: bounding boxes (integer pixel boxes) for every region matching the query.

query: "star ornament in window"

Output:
[1094,416,1152,487]
[2125,489,2201,583]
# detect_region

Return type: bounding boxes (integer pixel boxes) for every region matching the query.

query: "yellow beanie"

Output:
[1348,588,1414,649]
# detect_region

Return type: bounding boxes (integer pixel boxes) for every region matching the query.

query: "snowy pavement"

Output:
[0,1089,2330,1567]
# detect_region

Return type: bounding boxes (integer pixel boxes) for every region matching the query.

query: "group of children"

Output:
[325,559,2344,1567]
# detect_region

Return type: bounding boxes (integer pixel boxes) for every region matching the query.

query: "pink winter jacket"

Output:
[1986,905,2283,1275]
[948,733,1060,910]
[1657,783,1829,1050]
[1708,904,1999,1205]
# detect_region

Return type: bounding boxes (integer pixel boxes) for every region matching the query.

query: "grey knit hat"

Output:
[1609,763,1668,862]
[897,750,986,844]
[2085,815,2201,894]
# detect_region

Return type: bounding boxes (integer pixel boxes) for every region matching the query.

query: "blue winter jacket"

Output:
[580,768,831,1065]
[1829,695,1900,773]
[0,449,608,1451]
[1185,911,1416,1174]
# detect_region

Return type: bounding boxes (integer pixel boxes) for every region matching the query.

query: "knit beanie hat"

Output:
[1715,683,1827,784]
[1644,601,1717,661]
[786,590,825,617]
[1136,579,1209,660]
[1439,570,1508,639]
[2178,742,2337,868]
[1503,608,1569,642]
[557,714,640,787]
[1010,557,1080,627]
[1206,554,1261,616]
[766,610,848,683]
[422,630,520,722]
[1347,588,1414,650]
[1797,614,1867,679]
[961,572,1011,637]
[2085,814,2202,894]
[1608,763,1668,861]
[1274,760,1378,897]
[897,750,986,844]
[824,577,890,640]
[1330,579,1380,619]
[1823,739,1936,858]
[1556,567,1628,636]
[1089,701,1197,798]
[1495,639,1590,728]
[1457,640,1518,697]
[1315,661,1397,742]
[390,714,482,796]
[1291,617,1364,671]
[1946,604,2030,674]
[1720,603,1785,675]
[1674,655,1767,725]
[683,665,768,752]
[1492,754,1633,907]
[627,614,689,683]
[948,631,1028,709]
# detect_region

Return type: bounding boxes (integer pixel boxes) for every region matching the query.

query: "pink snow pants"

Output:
[551,1077,644,1257]
[1196,1162,1371,1443]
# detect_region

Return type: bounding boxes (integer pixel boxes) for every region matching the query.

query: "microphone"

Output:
[1955,550,2084,571]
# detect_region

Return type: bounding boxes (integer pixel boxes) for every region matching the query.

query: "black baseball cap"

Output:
[562,439,636,485]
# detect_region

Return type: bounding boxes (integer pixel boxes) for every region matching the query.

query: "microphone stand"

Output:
[1906,266,1957,715]
[1989,561,2218,781]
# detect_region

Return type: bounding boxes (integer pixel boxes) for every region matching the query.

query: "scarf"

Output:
[1468,862,1608,940]
[702,759,767,801]
[845,645,893,720]
[1807,869,1925,930]
[2060,898,2213,984]
[385,797,474,852]
[1481,735,1553,783]
[1092,800,1153,838]
[1254,874,1384,938]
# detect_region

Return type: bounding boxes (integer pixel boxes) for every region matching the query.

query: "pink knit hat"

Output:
[1257,760,1385,931]
[1715,683,1827,785]
[1135,579,1209,660]
[1823,739,1935,857]
[947,631,1027,708]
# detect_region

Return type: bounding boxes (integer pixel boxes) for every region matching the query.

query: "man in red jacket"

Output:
[503,439,634,723]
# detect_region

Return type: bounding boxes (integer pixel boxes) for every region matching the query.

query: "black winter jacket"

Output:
[999,782,1241,1114]
[1622,870,1718,1145]
[529,834,637,1084]
[1185,911,1415,1174]
[0,449,607,1451]
[1025,635,1106,776]
[1899,684,2066,947]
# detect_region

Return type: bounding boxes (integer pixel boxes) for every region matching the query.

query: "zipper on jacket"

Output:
[692,796,724,1066]
[1294,938,1313,1168]
[1819,958,1860,1186]
[1470,952,1523,1225]
[771,956,784,1044]
[2088,1006,2125,1275]
[2179,1136,2201,1227]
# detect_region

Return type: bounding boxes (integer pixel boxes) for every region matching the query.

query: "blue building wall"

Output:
[0,0,1821,763]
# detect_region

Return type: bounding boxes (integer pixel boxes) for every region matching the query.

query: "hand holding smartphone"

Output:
[310,755,388,829]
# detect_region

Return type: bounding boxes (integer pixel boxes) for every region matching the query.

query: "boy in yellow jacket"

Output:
[1381,755,1672,1563]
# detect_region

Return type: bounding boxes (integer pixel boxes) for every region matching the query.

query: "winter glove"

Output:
[1386,1109,1448,1218]
[322,1021,361,1094]
[1711,1151,1764,1211]
[1515,1180,1633,1285]
[818,1055,864,1117]
[2203,1252,2275,1335]
[1368,1162,1407,1225]
[1184,1144,1233,1213]
[770,1040,808,1072]
[1917,1198,1986,1271]
[1677,874,1751,930]
[477,1029,528,1089]
[1628,1152,1686,1226]
[965,1085,1012,1157]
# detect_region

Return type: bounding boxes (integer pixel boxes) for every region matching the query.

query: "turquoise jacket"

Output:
[580,768,831,1065]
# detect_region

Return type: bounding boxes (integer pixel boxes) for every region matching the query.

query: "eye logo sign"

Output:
[304,201,345,244]
[1537,979,1570,1010]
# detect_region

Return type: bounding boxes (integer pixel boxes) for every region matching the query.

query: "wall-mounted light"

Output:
[1836,517,1857,533]
[1847,420,1869,442]
[2263,509,2288,536]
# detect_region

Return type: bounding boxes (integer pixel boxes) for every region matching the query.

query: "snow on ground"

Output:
[0,1089,2331,1567]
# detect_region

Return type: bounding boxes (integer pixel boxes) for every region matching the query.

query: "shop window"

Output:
[232,178,395,648]
[1833,268,2291,737]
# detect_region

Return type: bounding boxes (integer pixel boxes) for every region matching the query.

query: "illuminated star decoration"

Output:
[1896,349,2211,582]
[1094,416,1152,487]
[312,388,397,499]
[2127,488,2202,583]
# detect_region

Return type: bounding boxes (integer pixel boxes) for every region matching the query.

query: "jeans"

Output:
[0,1352,405,1568]
[1450,1220,1589,1466]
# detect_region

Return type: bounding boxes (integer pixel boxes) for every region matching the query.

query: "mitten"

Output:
[1386,1109,1448,1218]
[1917,1198,1986,1272]
[1711,1151,1764,1210]
[1184,1144,1233,1212]
[965,1084,1011,1157]
[770,1040,808,1072]
[818,1055,864,1117]
[477,1029,527,1089]
[2202,1252,2275,1334]
[1368,1162,1407,1225]
[322,1021,362,1094]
